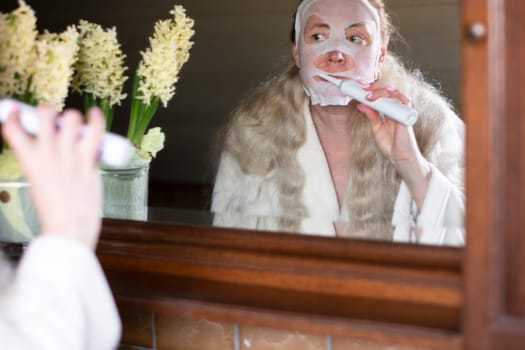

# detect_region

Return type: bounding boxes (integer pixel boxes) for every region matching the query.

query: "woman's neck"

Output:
[310,103,358,144]
[309,102,359,207]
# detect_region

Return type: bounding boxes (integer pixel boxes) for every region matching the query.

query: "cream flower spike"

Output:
[137,5,195,107]
[73,20,128,107]
[0,0,38,98]
[30,26,79,110]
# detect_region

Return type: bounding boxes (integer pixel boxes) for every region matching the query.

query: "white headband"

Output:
[294,0,381,45]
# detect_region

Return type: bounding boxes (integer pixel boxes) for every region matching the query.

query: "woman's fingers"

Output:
[58,109,83,154]
[80,107,105,167]
[364,85,411,106]
[35,105,59,146]
[2,108,34,162]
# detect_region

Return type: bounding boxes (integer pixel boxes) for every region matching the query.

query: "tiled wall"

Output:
[118,309,427,350]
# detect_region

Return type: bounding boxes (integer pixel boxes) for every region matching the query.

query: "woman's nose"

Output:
[328,50,345,63]
[314,50,353,72]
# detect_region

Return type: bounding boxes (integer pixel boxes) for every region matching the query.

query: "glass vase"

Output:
[0,179,40,243]
[100,161,150,221]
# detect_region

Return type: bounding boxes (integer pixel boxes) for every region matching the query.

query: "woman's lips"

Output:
[314,74,351,82]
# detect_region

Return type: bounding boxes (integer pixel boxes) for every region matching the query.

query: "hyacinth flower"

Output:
[72,20,128,130]
[74,5,194,159]
[0,0,37,102]
[0,1,78,110]
[127,5,195,148]
[0,2,81,241]
[30,27,79,110]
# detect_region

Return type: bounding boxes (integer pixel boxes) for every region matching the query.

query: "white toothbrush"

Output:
[0,98,134,168]
[319,73,418,126]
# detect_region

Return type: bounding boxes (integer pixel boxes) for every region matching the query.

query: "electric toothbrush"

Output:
[319,73,418,126]
[0,98,134,168]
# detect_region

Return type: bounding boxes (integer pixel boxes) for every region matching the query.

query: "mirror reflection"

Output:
[2,0,463,246]
[208,0,464,245]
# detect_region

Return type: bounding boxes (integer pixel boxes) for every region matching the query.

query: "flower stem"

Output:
[127,73,141,142]
[127,72,159,145]
[131,96,159,145]
[83,94,114,131]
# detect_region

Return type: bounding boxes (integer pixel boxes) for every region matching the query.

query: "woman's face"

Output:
[293,0,385,106]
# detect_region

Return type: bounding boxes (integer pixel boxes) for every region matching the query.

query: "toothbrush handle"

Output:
[339,80,418,126]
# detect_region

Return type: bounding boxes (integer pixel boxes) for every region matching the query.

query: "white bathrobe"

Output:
[212,101,465,246]
[0,236,121,349]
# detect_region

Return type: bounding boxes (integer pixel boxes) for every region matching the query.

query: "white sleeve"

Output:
[211,152,245,215]
[0,235,121,350]
[392,109,465,246]
[392,163,465,246]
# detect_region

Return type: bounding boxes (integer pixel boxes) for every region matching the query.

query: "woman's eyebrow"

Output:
[346,22,369,30]
[307,23,330,31]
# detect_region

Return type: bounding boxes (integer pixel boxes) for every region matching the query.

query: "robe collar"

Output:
[296,103,344,224]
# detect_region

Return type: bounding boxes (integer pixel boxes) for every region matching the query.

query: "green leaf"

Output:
[127,73,142,141]
[132,96,159,145]
[83,94,113,131]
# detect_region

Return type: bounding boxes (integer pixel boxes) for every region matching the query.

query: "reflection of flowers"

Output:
[75,5,195,160]
[136,5,194,107]
[0,1,78,110]
[72,20,128,129]
[0,1,195,162]
[0,0,37,99]
[139,127,166,159]
[30,28,78,110]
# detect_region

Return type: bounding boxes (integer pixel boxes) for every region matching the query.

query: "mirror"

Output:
[2,0,462,244]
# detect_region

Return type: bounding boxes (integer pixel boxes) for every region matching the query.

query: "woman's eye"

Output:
[311,33,326,41]
[347,35,366,45]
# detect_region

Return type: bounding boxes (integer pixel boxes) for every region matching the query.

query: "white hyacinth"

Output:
[136,5,194,107]
[73,20,128,106]
[29,26,79,110]
[0,0,37,99]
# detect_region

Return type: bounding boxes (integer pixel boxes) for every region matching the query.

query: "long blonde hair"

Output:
[219,66,310,224]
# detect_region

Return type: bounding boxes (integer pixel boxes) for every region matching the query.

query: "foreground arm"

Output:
[0,105,121,349]
[0,236,120,350]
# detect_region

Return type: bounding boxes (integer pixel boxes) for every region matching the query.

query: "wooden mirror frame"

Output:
[97,1,525,348]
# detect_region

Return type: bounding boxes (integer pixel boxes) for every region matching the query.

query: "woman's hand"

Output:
[2,105,105,249]
[357,83,431,208]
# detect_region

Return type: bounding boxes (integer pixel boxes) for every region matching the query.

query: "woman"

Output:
[212,0,464,245]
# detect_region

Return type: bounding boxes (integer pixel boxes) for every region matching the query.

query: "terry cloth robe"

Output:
[212,104,465,246]
[0,235,121,349]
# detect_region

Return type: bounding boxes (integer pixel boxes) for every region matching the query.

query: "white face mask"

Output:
[294,0,383,106]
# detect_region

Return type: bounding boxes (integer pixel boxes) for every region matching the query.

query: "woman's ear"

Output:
[291,42,300,68]
[374,46,388,81]
[378,46,387,64]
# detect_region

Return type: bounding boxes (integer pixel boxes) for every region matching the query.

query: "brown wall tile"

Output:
[119,346,154,350]
[120,309,154,348]
[333,337,427,350]
[240,325,326,350]
[156,316,234,350]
